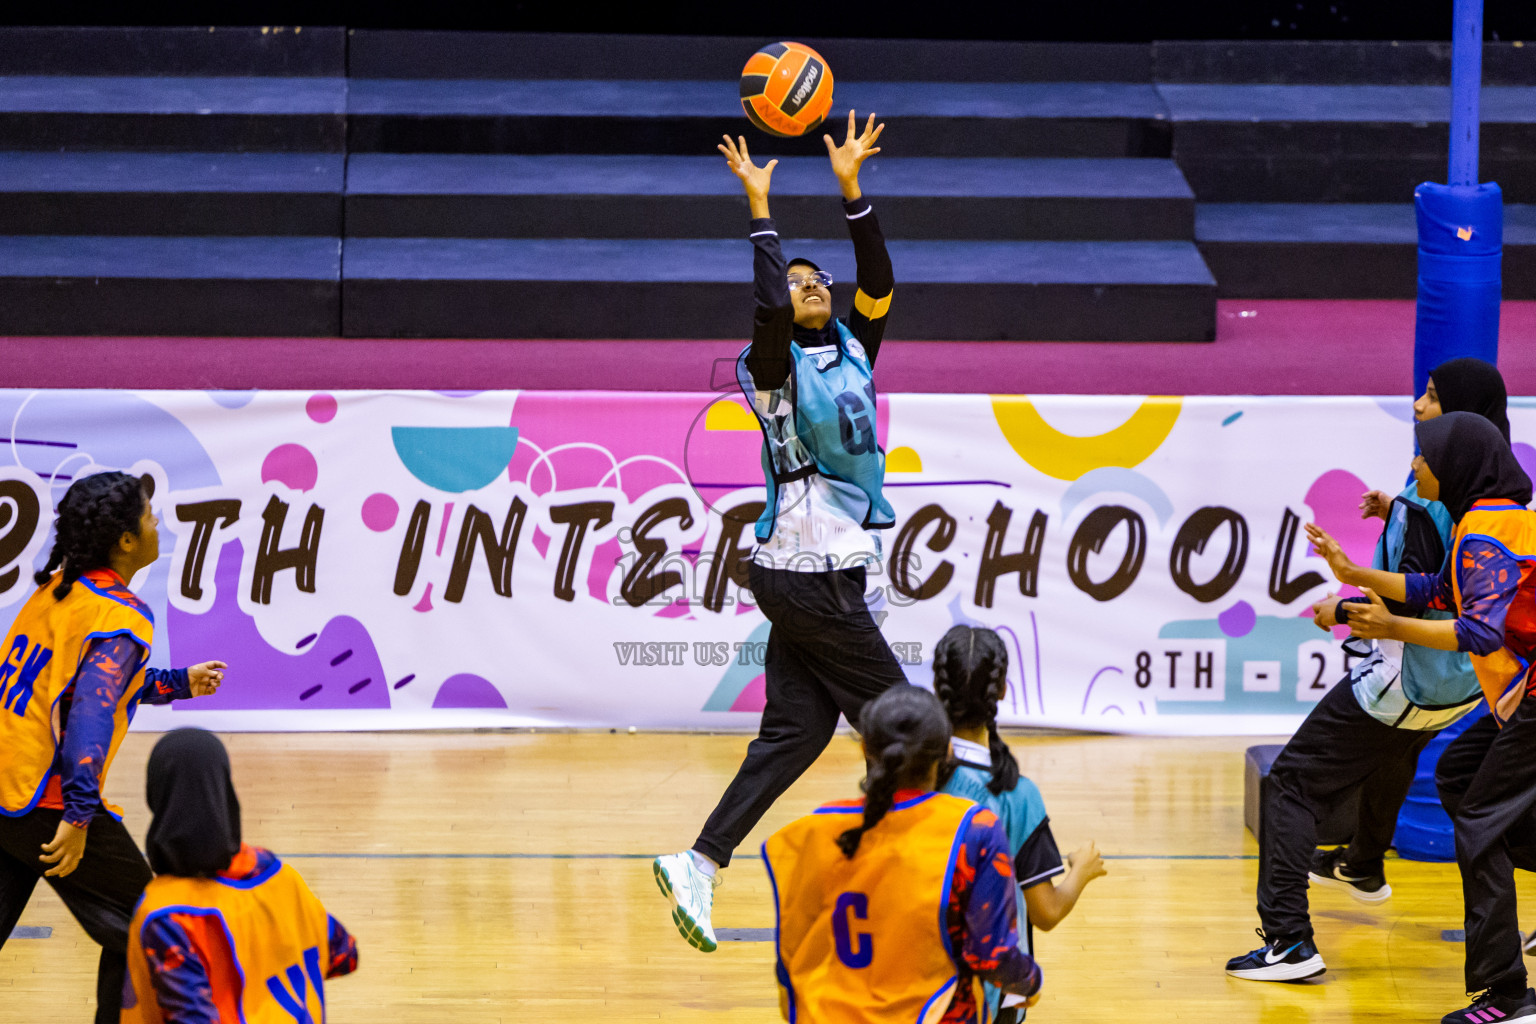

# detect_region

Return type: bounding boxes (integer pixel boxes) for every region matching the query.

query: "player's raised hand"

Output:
[1358,489,1392,521]
[1344,587,1396,640]
[718,134,777,201]
[825,110,883,194]
[188,660,227,697]
[1304,523,1358,584]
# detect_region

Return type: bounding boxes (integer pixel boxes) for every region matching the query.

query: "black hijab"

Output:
[145,728,242,878]
[1416,411,1532,522]
[1431,357,1510,442]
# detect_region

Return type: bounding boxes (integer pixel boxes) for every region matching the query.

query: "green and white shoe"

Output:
[654,851,718,952]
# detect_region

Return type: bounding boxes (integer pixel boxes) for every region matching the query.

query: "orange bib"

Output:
[763,792,985,1024]
[0,570,152,818]
[123,855,332,1024]
[1449,502,1536,723]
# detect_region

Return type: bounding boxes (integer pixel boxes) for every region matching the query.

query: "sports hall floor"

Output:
[6,729,1530,1023]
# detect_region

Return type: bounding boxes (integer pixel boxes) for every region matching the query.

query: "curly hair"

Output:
[34,471,150,601]
[931,625,1019,796]
[836,685,951,859]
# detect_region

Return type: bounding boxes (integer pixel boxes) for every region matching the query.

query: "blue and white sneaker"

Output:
[654,851,718,953]
[1225,929,1326,981]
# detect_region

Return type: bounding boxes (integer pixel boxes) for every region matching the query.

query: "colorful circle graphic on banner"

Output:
[391,426,521,493]
[361,493,399,532]
[260,444,318,492]
[990,396,1182,481]
[306,393,337,423]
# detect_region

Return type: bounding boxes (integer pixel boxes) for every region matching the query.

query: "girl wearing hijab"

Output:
[121,728,358,1024]
[1306,411,1536,1024]
[763,685,1042,1024]
[657,113,908,954]
[1357,357,1511,519]
[0,472,225,1024]
[1226,360,1504,984]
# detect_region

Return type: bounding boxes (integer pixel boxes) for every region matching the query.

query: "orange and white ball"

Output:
[739,42,835,138]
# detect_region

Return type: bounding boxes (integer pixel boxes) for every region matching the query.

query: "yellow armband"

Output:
[853,288,892,320]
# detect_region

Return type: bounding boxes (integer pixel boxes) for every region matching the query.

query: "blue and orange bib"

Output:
[123,850,332,1024]
[1449,500,1536,723]
[0,569,153,818]
[763,791,983,1024]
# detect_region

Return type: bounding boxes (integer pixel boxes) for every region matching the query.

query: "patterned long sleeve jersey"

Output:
[942,807,1043,1023]
[1403,538,1523,656]
[43,633,191,826]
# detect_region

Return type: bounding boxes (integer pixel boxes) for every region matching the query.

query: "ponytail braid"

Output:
[34,472,149,601]
[837,740,904,858]
[836,685,951,858]
[932,625,1019,795]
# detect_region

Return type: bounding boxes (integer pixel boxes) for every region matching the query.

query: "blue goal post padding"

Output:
[1412,181,1503,400]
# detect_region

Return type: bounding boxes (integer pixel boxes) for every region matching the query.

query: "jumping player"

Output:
[932,625,1105,1022]
[1225,359,1501,983]
[763,684,1042,1023]
[121,728,358,1023]
[655,111,909,951]
[1307,412,1536,1024]
[0,471,226,1024]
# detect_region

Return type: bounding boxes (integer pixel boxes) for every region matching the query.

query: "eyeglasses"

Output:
[787,271,833,291]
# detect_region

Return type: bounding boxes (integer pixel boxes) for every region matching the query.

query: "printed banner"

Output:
[0,389,1530,736]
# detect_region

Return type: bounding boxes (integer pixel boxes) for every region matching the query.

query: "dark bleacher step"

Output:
[348,31,1151,83]
[0,153,343,235]
[1152,40,1536,86]
[341,237,1215,341]
[345,155,1194,240]
[0,236,340,334]
[346,80,1172,158]
[0,26,345,77]
[1163,85,1536,203]
[0,76,346,151]
[1196,203,1536,299]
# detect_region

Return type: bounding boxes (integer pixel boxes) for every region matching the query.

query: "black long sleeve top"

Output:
[743,195,894,391]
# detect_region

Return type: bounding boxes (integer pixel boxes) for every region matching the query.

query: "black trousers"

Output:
[1436,696,1536,995]
[694,563,908,867]
[0,806,152,1024]
[1257,677,1436,939]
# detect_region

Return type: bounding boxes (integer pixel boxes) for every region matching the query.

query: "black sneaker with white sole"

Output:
[1308,846,1391,903]
[1440,987,1536,1023]
[1225,929,1327,981]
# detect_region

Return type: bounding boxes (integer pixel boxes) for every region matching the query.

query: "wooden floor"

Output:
[4,729,1531,1023]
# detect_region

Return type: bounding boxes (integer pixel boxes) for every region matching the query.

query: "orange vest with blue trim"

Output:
[763,791,985,1024]
[1450,500,1536,723]
[0,570,153,819]
[122,854,332,1024]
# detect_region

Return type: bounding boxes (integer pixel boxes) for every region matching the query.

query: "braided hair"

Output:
[34,472,150,601]
[836,685,952,859]
[931,625,1019,796]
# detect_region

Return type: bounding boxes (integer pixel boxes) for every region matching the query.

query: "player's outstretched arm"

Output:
[724,135,795,390]
[1025,840,1107,932]
[1304,523,1408,602]
[827,111,894,362]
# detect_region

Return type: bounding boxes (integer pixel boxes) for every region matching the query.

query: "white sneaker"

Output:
[654,852,718,952]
